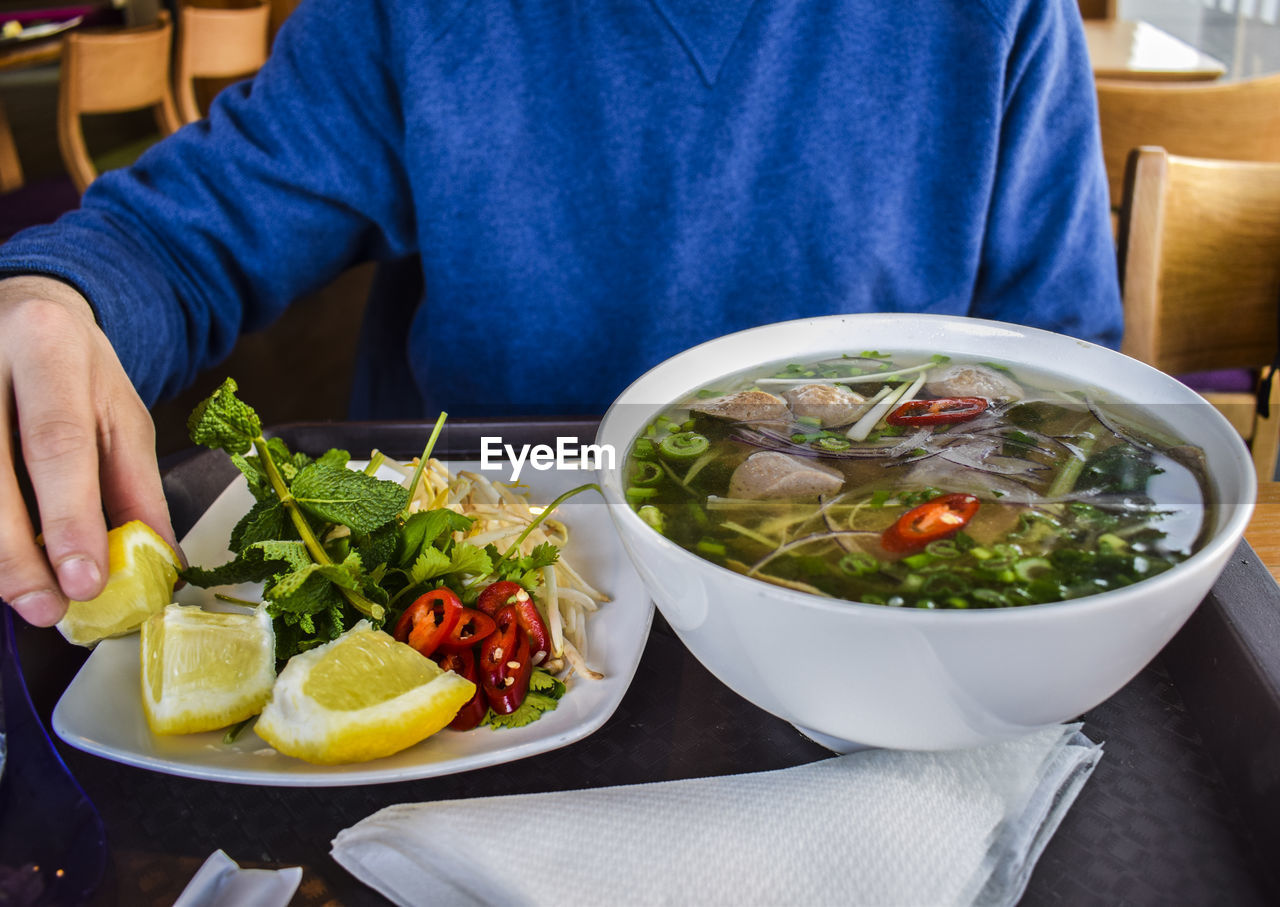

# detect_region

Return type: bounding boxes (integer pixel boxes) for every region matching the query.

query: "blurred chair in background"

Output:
[57,12,181,192]
[1096,74,1280,211]
[174,0,270,124]
[1116,146,1280,482]
[1077,0,1116,19]
[265,0,300,41]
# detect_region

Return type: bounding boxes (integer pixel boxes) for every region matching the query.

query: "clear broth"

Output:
[624,351,1210,609]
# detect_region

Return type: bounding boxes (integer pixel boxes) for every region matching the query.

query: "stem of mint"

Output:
[252,436,384,621]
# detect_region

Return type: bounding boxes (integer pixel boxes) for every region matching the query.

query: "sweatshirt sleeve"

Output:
[968,0,1122,348]
[0,0,417,404]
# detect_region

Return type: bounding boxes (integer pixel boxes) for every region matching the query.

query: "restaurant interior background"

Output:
[3,0,1280,457]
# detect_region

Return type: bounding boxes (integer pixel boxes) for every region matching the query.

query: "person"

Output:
[0,0,1120,629]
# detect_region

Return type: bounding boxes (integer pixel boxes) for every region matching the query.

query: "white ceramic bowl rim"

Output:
[597,313,1257,624]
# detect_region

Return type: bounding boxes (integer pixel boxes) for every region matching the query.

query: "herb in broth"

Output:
[626,353,1209,609]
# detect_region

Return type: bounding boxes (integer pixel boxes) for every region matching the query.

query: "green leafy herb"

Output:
[291,463,409,533]
[180,379,597,730]
[484,541,560,591]
[186,378,260,454]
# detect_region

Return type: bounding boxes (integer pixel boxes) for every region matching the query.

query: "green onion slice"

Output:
[838,551,880,576]
[637,505,666,533]
[626,486,659,506]
[659,431,710,461]
[630,460,664,487]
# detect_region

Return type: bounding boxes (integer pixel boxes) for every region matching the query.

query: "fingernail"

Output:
[11,589,66,627]
[56,555,102,600]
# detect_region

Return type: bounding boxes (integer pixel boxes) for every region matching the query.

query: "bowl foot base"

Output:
[792,724,875,754]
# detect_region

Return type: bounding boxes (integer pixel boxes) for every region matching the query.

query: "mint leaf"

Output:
[250,540,312,572]
[268,598,348,660]
[229,499,292,552]
[291,463,409,533]
[180,539,309,588]
[268,552,362,601]
[187,378,261,455]
[355,523,399,575]
[181,556,274,588]
[230,453,273,502]
[266,569,347,618]
[316,448,351,469]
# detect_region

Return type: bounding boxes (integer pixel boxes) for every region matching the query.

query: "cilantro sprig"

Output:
[482,669,566,729]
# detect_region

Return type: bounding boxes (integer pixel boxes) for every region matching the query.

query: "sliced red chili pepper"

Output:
[434,648,487,731]
[513,598,551,665]
[476,580,525,616]
[438,607,498,651]
[477,580,550,662]
[881,493,981,554]
[479,605,533,715]
[392,588,462,658]
[886,396,988,427]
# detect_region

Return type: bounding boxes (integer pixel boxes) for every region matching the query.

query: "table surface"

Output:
[1244,482,1280,579]
[3,423,1274,906]
[1083,19,1227,81]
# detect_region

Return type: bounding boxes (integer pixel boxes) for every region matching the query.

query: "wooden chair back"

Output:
[1077,0,1116,19]
[1096,74,1280,208]
[267,0,302,41]
[57,13,181,193]
[174,0,271,124]
[1117,147,1280,481]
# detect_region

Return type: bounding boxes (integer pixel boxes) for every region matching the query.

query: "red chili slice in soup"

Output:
[886,397,988,426]
[881,493,980,554]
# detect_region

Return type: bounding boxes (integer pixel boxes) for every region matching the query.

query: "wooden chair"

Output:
[57,13,181,193]
[267,0,302,41]
[1096,74,1280,210]
[174,0,271,124]
[1117,147,1280,482]
[1077,0,1116,19]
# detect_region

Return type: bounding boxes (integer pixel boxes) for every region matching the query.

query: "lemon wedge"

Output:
[57,520,180,647]
[140,604,276,735]
[254,621,475,764]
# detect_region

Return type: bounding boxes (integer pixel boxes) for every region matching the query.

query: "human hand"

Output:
[0,275,176,627]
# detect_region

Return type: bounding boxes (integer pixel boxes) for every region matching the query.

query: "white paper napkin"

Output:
[172,850,302,907]
[332,724,1100,907]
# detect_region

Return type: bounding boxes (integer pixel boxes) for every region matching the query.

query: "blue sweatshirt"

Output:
[0,0,1119,418]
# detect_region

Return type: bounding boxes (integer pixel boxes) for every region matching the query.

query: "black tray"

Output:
[14,419,1280,905]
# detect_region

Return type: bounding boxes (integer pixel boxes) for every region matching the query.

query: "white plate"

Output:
[52,461,652,786]
[0,16,83,45]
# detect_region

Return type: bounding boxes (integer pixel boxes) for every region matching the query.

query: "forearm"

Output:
[0,0,417,406]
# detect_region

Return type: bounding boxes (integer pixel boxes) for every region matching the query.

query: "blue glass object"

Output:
[0,608,106,905]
